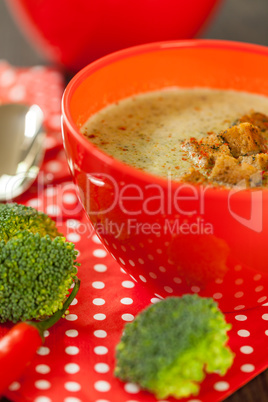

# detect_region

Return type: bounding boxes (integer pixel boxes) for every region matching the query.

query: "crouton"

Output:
[220,122,265,157]
[210,155,260,186]
[181,134,231,170]
[239,153,268,171]
[239,112,268,137]
[180,168,208,184]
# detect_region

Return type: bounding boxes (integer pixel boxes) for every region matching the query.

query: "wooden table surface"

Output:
[0,0,268,401]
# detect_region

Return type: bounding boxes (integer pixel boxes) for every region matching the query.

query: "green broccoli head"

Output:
[0,231,79,323]
[115,295,234,399]
[0,203,61,242]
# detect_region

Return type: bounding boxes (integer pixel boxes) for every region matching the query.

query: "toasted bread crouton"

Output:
[210,155,259,186]
[239,112,268,137]
[220,122,266,157]
[181,134,231,169]
[239,153,268,171]
[180,168,208,184]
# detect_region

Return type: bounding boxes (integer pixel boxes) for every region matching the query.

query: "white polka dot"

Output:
[139,275,147,282]
[124,383,140,393]
[188,400,202,402]
[0,68,16,86]
[27,198,41,208]
[255,286,264,292]
[46,204,61,216]
[148,254,154,260]
[94,346,108,355]
[254,274,262,281]
[46,161,61,172]
[213,293,223,299]
[235,315,247,321]
[66,219,81,229]
[112,243,117,249]
[215,278,223,284]
[240,346,254,354]
[94,264,107,272]
[156,248,163,254]
[191,286,200,293]
[93,249,107,258]
[35,380,51,390]
[235,278,244,285]
[159,266,166,272]
[94,381,111,392]
[129,274,138,282]
[234,305,245,311]
[37,346,50,356]
[44,330,50,338]
[173,277,182,284]
[9,85,26,101]
[64,398,81,402]
[65,346,79,355]
[151,297,161,304]
[164,286,173,293]
[262,302,268,306]
[65,363,80,374]
[121,245,127,252]
[67,233,81,242]
[65,314,78,321]
[65,329,79,338]
[237,329,250,337]
[35,364,51,374]
[258,296,267,303]
[149,272,157,279]
[70,298,78,306]
[240,364,255,373]
[138,258,144,264]
[129,260,135,266]
[92,281,105,289]
[92,234,101,244]
[234,291,244,298]
[94,363,110,373]
[94,330,107,338]
[119,257,126,265]
[122,313,134,321]
[234,265,242,271]
[93,298,105,306]
[120,267,127,274]
[265,330,268,336]
[214,381,230,391]
[94,313,106,321]
[8,382,20,391]
[120,298,133,305]
[64,382,81,392]
[63,193,77,204]
[122,280,135,288]
[262,313,268,320]
[35,397,52,402]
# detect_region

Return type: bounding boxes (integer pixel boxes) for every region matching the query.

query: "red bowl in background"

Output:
[6,0,221,72]
[62,39,268,312]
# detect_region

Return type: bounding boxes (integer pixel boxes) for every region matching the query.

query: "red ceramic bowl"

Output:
[62,39,268,312]
[6,0,220,72]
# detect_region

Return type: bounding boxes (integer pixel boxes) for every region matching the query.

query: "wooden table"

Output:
[0,0,268,400]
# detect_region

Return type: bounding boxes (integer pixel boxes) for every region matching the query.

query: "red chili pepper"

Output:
[0,277,80,394]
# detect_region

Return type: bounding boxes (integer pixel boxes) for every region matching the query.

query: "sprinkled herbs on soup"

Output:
[81,88,268,186]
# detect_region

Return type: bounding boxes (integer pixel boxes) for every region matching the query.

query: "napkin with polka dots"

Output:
[0,62,268,402]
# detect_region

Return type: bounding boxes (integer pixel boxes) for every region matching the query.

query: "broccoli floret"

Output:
[115,295,234,399]
[0,231,79,323]
[0,203,61,242]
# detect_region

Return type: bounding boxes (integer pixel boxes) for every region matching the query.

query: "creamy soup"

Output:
[81,88,268,182]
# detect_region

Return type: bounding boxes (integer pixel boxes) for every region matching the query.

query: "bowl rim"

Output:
[62,38,268,195]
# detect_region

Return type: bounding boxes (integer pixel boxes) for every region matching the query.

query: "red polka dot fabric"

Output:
[0,63,268,402]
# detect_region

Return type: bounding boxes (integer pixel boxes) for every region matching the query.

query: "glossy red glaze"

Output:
[6,0,220,72]
[62,40,268,311]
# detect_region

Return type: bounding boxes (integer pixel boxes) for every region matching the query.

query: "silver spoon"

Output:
[0,103,45,201]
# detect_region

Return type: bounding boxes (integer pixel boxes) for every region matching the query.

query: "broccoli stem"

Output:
[30,277,80,334]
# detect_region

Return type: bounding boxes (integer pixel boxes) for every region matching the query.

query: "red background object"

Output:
[6,0,220,72]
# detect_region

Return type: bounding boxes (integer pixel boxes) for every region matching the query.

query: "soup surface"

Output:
[81,88,268,184]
